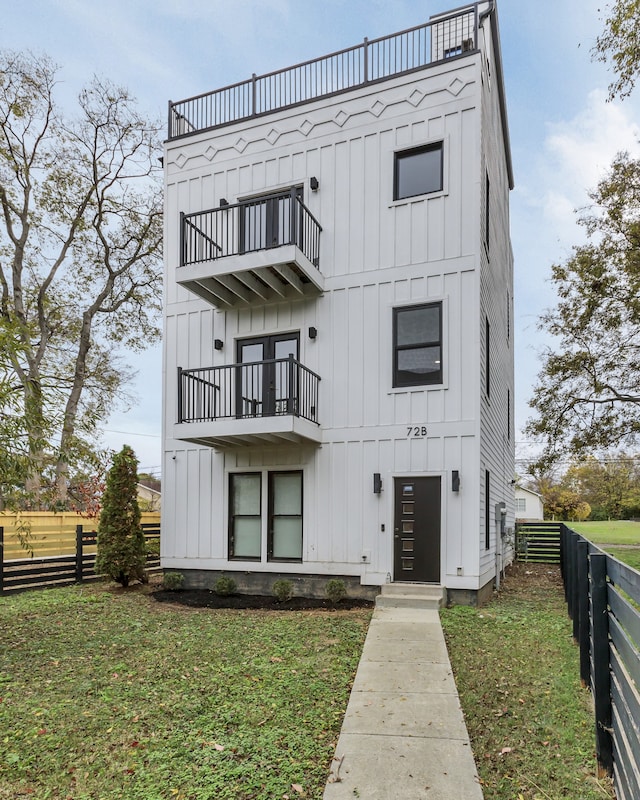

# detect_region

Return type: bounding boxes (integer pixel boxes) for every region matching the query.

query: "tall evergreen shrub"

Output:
[95,445,146,587]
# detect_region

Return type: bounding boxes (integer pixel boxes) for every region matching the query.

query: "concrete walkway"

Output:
[323,602,484,800]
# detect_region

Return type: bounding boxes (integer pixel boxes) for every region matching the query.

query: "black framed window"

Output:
[268,471,303,562]
[229,470,303,563]
[485,470,491,550]
[393,303,443,387]
[394,143,443,201]
[229,473,262,560]
[485,316,491,398]
[485,171,490,252]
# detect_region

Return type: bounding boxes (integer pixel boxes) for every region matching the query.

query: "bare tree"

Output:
[0,51,162,507]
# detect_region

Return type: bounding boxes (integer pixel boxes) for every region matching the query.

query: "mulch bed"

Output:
[152,589,374,611]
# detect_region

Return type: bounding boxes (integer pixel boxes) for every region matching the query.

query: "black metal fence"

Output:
[178,356,320,425]
[181,189,322,269]
[168,7,478,138]
[0,523,161,595]
[561,525,640,797]
[515,521,562,563]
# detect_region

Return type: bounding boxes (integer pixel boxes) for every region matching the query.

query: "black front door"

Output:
[393,477,441,582]
[236,333,299,418]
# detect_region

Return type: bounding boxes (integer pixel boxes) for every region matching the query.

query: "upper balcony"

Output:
[167,6,479,139]
[174,355,321,448]
[177,188,324,309]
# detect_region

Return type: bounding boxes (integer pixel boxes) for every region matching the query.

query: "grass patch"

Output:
[441,563,614,800]
[602,546,640,571]
[0,583,371,800]
[567,520,640,545]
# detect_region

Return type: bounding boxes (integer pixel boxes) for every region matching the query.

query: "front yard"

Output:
[0,584,371,800]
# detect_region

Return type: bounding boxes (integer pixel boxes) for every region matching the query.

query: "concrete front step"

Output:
[375,583,445,609]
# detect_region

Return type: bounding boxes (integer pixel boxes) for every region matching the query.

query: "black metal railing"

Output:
[168,7,478,138]
[178,356,320,425]
[180,189,322,269]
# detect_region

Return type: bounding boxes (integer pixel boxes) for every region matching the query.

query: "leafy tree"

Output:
[0,51,162,508]
[563,453,640,519]
[593,0,640,99]
[95,445,146,587]
[525,152,640,466]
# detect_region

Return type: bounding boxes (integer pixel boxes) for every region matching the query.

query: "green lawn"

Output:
[441,563,614,800]
[564,520,640,570]
[567,520,640,545]
[0,584,371,800]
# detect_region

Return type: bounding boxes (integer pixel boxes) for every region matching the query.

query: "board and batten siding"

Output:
[162,30,513,595]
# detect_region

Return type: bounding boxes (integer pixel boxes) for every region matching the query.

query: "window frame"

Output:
[393,142,444,201]
[392,302,443,388]
[228,470,304,564]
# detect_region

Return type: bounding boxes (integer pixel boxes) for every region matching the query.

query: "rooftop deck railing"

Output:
[168,6,478,139]
[180,188,322,269]
[178,356,321,425]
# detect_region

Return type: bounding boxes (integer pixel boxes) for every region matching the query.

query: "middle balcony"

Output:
[178,187,324,309]
[174,354,322,448]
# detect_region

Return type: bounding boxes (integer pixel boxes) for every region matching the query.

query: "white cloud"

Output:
[540,90,640,241]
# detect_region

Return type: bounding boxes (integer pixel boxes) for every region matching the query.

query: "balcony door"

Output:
[236,333,299,418]
[241,187,303,253]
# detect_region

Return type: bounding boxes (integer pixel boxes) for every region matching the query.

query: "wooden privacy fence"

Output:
[561,524,640,799]
[0,513,161,595]
[515,521,562,563]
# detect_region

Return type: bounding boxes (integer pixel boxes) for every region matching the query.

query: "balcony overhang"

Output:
[177,245,324,309]
[173,414,323,449]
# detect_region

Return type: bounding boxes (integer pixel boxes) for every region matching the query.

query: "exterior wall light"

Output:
[452,470,460,492]
[373,473,382,494]
[214,339,224,350]
[308,326,317,339]
[219,198,229,207]
[310,177,319,191]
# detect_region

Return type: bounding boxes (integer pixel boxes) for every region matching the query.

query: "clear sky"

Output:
[3,0,640,477]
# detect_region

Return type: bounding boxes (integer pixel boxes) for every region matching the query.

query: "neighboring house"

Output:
[161,1,515,605]
[137,483,162,512]
[514,486,544,522]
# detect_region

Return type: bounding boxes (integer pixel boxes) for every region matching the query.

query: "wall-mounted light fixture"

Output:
[219,198,229,207]
[452,470,460,493]
[308,326,317,340]
[373,473,382,494]
[214,339,224,350]
[310,176,319,191]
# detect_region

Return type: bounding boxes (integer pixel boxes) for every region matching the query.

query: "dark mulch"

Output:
[152,588,374,611]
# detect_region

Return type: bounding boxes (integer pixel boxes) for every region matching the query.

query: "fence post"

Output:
[251,73,257,117]
[363,37,369,83]
[577,539,590,687]
[589,552,613,777]
[566,530,576,622]
[0,526,4,594]
[75,524,84,584]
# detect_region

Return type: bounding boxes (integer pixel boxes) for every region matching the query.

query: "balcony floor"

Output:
[173,414,323,449]
[177,245,324,309]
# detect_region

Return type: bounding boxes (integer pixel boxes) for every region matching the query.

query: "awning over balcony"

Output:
[174,357,322,448]
[177,189,323,309]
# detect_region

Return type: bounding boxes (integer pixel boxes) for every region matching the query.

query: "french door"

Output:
[236,333,299,418]
[241,187,303,253]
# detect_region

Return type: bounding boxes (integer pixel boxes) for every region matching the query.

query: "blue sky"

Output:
[3,0,640,476]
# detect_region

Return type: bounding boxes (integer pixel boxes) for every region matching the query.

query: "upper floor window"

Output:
[393,302,442,387]
[394,143,443,201]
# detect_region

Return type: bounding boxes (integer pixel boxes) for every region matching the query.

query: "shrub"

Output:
[95,446,146,588]
[214,575,237,596]
[325,578,347,605]
[163,572,184,591]
[272,579,294,603]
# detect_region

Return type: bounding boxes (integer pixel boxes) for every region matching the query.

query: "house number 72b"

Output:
[407,426,427,438]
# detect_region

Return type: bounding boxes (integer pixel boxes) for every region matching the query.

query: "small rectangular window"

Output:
[515,498,526,513]
[485,470,491,550]
[485,316,491,398]
[485,172,490,252]
[394,143,443,201]
[393,302,443,388]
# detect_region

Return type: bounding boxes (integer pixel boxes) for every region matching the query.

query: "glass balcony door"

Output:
[236,333,299,418]
[240,187,303,253]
